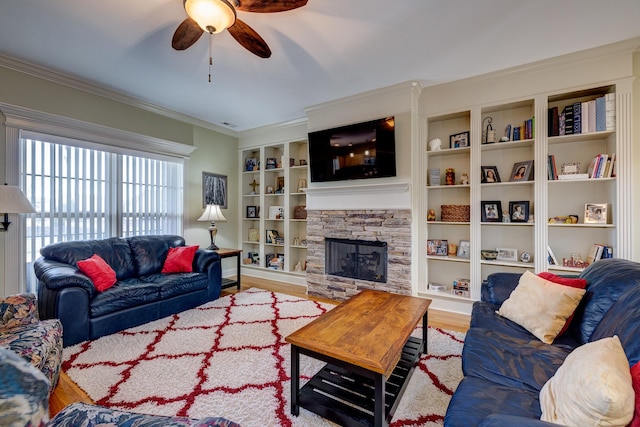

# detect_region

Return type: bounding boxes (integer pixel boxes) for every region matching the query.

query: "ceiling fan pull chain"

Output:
[208,34,213,82]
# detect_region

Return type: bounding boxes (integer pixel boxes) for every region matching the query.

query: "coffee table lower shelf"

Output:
[296,336,423,427]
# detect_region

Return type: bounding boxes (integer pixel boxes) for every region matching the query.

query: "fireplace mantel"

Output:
[305,182,410,210]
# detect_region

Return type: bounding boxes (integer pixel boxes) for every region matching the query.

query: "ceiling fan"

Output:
[172,0,308,59]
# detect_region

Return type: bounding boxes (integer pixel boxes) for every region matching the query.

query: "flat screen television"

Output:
[308,116,397,183]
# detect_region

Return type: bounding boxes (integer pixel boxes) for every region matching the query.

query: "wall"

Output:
[0,64,239,295]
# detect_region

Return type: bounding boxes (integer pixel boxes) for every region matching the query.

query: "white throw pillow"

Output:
[540,336,634,426]
[496,270,586,344]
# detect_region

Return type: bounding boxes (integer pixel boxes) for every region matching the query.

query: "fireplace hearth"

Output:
[325,238,387,283]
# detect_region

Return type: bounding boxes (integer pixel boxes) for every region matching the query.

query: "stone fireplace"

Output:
[306,209,412,301]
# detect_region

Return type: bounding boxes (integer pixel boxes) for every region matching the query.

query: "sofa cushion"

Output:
[630,361,640,427]
[77,254,117,292]
[496,271,586,344]
[40,237,136,280]
[482,272,522,306]
[129,235,185,276]
[89,279,160,317]
[142,273,209,299]
[444,376,542,427]
[540,336,634,427]
[589,285,640,365]
[570,258,640,344]
[162,245,199,273]
[462,326,572,392]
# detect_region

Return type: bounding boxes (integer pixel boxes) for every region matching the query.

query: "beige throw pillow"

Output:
[496,270,586,344]
[540,336,634,426]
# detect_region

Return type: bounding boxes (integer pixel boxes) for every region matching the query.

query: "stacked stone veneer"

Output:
[306,209,412,301]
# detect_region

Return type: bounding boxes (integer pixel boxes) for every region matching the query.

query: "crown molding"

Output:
[0,54,238,137]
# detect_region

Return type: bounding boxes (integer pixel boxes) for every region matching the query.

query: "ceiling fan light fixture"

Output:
[184,0,237,34]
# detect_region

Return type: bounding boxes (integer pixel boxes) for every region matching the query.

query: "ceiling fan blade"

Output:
[235,0,308,13]
[172,18,204,50]
[228,19,272,58]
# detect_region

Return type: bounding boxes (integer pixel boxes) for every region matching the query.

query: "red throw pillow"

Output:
[630,361,640,427]
[162,245,198,273]
[538,272,588,335]
[77,254,117,292]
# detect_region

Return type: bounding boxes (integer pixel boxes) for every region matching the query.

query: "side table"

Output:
[215,248,243,290]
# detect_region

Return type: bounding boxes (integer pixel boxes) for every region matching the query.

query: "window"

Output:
[20,135,184,293]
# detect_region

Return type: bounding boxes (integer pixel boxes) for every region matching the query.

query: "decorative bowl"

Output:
[481,250,499,260]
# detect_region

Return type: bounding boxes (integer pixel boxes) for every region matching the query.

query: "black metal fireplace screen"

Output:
[325,238,387,283]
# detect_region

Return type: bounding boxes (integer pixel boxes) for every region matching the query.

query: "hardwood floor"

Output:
[49,275,470,417]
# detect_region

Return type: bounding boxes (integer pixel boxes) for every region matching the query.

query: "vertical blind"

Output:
[20,135,184,293]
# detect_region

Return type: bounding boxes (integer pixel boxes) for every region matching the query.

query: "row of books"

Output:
[587,153,616,178]
[547,153,616,180]
[586,244,614,265]
[451,278,470,297]
[548,93,615,136]
[512,117,534,141]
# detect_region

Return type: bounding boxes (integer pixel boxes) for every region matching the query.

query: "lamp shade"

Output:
[197,204,227,222]
[184,0,237,34]
[0,185,35,214]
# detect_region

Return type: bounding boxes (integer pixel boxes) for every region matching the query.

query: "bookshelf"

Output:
[239,140,309,278]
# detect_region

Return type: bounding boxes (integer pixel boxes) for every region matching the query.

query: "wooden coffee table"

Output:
[285,289,431,427]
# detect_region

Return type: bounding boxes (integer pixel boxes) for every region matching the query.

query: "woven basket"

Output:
[441,205,470,222]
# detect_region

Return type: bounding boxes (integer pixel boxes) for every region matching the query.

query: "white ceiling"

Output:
[1,0,640,132]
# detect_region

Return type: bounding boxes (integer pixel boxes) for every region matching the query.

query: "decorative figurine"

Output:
[448,242,457,256]
[460,173,469,185]
[445,168,455,185]
[520,252,531,263]
[502,211,510,223]
[427,209,436,221]
[429,138,442,151]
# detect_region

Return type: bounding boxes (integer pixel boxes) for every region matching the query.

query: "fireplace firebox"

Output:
[325,238,387,283]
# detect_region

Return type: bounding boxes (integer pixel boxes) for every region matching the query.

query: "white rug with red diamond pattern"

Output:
[63,288,465,426]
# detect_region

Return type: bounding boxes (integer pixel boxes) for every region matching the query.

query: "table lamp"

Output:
[197,204,227,250]
[0,184,36,231]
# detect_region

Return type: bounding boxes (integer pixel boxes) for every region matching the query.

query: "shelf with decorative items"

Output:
[546,85,618,273]
[424,110,473,300]
[239,140,309,278]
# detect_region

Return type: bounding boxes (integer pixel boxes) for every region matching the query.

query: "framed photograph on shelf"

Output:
[276,176,285,193]
[509,201,529,223]
[584,203,607,224]
[457,240,470,258]
[561,162,581,175]
[481,200,502,222]
[265,229,279,244]
[449,131,470,149]
[248,228,260,242]
[496,247,518,262]
[244,158,258,172]
[268,205,284,220]
[246,205,258,218]
[509,160,534,182]
[427,239,448,256]
[481,166,501,183]
[266,158,277,169]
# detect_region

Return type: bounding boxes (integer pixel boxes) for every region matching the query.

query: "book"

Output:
[595,96,606,131]
[548,107,559,136]
[581,101,589,134]
[595,154,608,178]
[605,93,616,131]
[588,99,596,133]
[573,102,582,134]
[558,173,589,180]
[562,105,574,135]
[586,244,605,265]
[607,153,616,177]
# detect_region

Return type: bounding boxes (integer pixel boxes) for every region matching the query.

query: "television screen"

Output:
[308,116,396,182]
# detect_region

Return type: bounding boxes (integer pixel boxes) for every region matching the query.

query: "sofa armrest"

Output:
[33,257,96,297]
[479,414,565,427]
[482,272,523,305]
[0,293,39,329]
[193,249,221,273]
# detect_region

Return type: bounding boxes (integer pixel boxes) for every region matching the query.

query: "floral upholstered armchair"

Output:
[0,293,63,393]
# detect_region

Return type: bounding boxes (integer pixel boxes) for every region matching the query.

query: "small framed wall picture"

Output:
[457,240,470,258]
[481,166,501,183]
[584,203,607,224]
[509,201,529,223]
[481,200,502,222]
[510,160,534,182]
[246,205,258,218]
[449,131,470,149]
[496,247,518,262]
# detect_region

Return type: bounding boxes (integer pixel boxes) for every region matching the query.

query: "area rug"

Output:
[63,288,465,426]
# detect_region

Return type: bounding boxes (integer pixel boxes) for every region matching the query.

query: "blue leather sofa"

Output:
[34,235,222,347]
[445,258,640,426]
